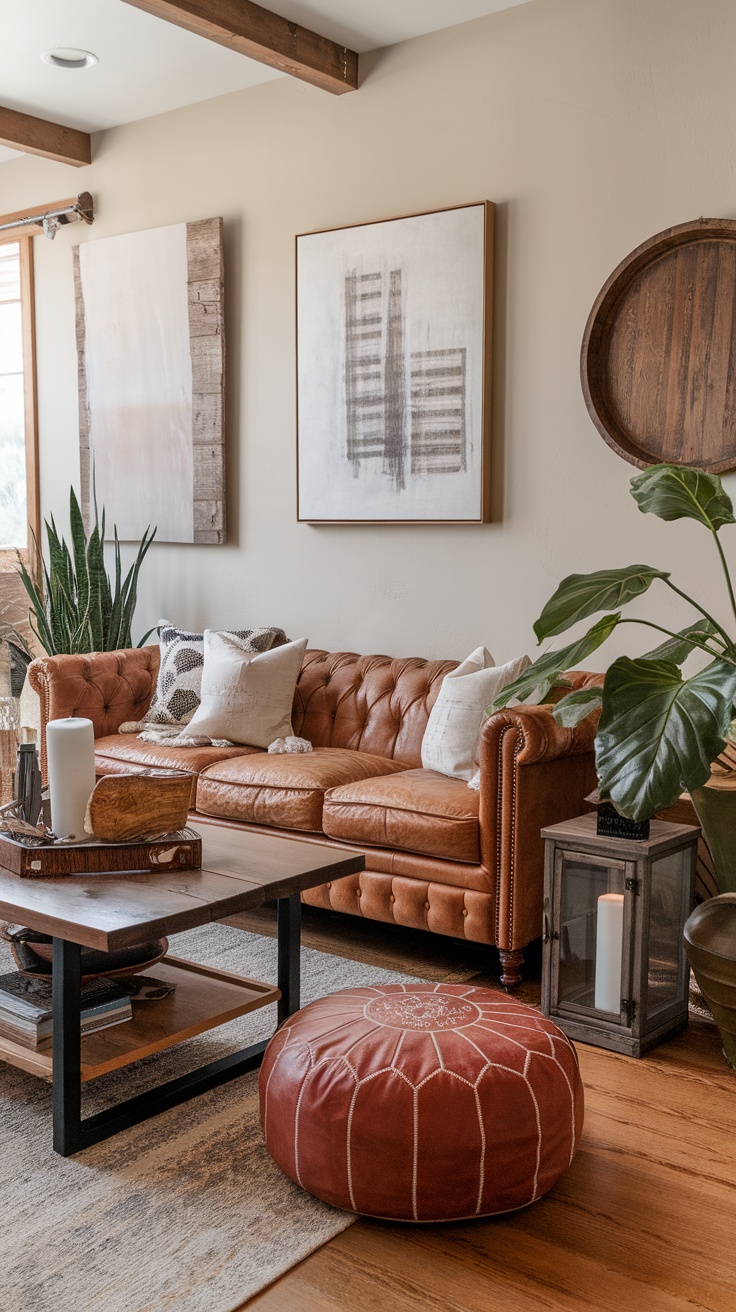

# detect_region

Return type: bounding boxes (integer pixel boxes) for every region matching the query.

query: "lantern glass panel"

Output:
[646,849,688,1017]
[558,859,626,1012]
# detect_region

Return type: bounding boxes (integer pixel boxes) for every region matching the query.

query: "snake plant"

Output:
[16,487,156,656]
[493,464,736,822]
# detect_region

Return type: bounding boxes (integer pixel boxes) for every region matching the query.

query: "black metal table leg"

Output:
[48,901,305,1156]
[277,893,301,1025]
[52,937,83,1156]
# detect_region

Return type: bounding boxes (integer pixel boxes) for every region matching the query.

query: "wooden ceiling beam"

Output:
[0,105,91,168]
[122,0,359,95]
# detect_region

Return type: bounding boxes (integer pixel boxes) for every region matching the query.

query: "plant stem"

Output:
[662,578,734,649]
[712,529,736,630]
[618,617,736,666]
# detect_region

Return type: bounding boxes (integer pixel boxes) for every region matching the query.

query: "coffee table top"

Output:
[0,818,364,951]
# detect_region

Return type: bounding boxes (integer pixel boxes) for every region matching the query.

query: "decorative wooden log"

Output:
[84,770,192,841]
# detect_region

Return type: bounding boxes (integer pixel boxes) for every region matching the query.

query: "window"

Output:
[0,235,38,563]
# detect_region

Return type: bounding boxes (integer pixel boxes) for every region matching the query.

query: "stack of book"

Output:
[0,972,133,1049]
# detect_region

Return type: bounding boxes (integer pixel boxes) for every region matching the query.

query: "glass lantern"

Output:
[541,813,699,1056]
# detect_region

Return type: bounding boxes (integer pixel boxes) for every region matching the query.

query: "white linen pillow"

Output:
[421,646,531,782]
[182,633,308,748]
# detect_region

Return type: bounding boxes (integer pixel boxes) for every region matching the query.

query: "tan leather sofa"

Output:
[29,646,603,987]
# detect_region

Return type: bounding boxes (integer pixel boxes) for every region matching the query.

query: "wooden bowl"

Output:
[10,934,169,981]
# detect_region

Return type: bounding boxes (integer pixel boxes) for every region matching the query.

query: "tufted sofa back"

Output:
[29,644,459,771]
[293,650,458,766]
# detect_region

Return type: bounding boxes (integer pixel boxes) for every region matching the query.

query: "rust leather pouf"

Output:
[259,983,584,1221]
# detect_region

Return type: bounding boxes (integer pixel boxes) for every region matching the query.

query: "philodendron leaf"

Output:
[492,613,620,709]
[534,565,667,641]
[641,619,720,665]
[596,656,736,821]
[630,464,735,531]
[551,686,604,728]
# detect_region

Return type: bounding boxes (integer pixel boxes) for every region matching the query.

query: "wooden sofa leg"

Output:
[499,948,524,990]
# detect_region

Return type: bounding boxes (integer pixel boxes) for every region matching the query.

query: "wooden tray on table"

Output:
[0,828,202,878]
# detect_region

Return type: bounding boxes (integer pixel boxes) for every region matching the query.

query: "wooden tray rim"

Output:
[580,215,736,472]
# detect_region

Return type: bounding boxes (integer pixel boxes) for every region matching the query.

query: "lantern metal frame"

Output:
[541,813,699,1056]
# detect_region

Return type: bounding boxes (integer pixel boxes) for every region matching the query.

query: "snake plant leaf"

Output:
[596,656,736,821]
[86,521,107,652]
[15,486,156,655]
[641,619,721,665]
[551,685,604,728]
[118,525,156,648]
[69,488,90,628]
[534,565,667,641]
[630,464,735,531]
[493,613,621,709]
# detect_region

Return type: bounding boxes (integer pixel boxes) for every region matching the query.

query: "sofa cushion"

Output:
[196,748,407,833]
[322,769,480,864]
[94,735,260,804]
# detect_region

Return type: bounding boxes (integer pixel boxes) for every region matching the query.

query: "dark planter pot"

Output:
[690,768,736,895]
[683,894,736,1071]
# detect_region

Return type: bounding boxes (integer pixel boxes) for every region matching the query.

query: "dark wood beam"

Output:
[0,105,91,167]
[122,0,359,95]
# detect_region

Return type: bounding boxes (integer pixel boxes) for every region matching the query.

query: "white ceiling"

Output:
[0,0,532,164]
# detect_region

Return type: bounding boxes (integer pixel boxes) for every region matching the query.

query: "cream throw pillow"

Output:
[421,647,531,782]
[182,633,308,748]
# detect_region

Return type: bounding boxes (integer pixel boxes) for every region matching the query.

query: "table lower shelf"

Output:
[0,955,280,1083]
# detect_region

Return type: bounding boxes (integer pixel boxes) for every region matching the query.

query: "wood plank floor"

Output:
[228,905,734,1312]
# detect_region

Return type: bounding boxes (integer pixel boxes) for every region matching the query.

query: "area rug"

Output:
[0,924,421,1312]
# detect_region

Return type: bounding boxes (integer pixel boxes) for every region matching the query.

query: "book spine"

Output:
[0,1005,133,1046]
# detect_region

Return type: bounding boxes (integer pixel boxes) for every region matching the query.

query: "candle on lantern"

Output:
[46,718,96,839]
[595,892,625,1013]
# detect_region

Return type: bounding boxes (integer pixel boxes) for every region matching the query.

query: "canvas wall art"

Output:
[296,202,493,523]
[74,217,225,544]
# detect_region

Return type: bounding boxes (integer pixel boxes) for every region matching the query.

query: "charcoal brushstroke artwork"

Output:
[344,270,466,492]
[297,203,491,522]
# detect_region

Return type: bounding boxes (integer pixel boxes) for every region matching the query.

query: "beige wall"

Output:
[1,0,735,666]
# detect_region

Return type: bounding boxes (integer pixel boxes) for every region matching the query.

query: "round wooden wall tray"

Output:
[581,217,736,472]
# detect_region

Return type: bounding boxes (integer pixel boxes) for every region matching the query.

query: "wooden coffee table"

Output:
[0,817,364,1156]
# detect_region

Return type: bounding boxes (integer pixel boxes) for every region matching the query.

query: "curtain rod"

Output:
[0,192,94,241]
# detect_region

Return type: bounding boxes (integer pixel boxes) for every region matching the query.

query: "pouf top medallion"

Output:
[363,992,482,1032]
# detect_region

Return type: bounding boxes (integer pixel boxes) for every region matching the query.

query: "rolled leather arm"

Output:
[28,646,160,778]
[477,670,603,954]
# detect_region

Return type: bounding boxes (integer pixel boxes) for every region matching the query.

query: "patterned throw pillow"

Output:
[119,620,288,733]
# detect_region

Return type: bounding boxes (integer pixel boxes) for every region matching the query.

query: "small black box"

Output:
[595,801,650,841]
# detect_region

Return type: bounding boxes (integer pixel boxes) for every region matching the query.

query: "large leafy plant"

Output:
[16,488,156,656]
[494,464,736,821]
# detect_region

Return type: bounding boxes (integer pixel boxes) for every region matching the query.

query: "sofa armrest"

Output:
[28,646,160,779]
[477,671,603,954]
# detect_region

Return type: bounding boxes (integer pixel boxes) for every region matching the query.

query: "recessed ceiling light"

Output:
[41,48,98,70]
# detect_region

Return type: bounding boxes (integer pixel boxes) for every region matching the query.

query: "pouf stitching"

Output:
[260,984,583,1222]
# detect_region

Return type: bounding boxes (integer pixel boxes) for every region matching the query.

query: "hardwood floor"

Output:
[227,905,734,1312]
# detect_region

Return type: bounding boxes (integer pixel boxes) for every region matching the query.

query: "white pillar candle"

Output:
[46,717,96,840]
[595,892,625,1013]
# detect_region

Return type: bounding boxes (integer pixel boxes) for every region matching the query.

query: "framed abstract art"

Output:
[296,202,494,524]
[74,217,226,544]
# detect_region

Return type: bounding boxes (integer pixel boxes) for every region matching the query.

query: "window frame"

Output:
[0,232,39,569]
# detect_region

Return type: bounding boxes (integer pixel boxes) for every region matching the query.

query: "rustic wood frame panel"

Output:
[296,201,494,525]
[188,217,226,543]
[75,217,226,544]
